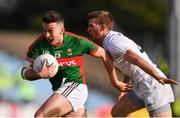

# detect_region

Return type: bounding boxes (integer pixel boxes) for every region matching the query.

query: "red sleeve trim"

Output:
[28,34,44,52]
[66,31,89,40]
[89,50,97,56]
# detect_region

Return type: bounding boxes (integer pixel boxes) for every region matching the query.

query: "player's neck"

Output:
[101,30,110,45]
[54,35,64,46]
[96,39,103,47]
[102,30,109,39]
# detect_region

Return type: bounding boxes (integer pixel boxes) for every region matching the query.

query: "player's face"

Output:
[87,19,104,42]
[42,22,64,45]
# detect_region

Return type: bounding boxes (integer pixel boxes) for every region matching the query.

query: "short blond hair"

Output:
[87,10,113,30]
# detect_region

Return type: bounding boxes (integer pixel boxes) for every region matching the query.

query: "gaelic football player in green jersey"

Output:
[21,10,132,117]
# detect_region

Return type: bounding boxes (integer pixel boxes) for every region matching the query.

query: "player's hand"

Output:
[114,81,133,92]
[38,60,56,79]
[158,77,178,85]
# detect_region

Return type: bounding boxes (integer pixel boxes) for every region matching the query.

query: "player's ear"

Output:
[60,27,65,34]
[101,24,106,31]
[58,22,65,34]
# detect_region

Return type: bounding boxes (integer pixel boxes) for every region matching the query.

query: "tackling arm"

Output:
[123,49,178,85]
[92,46,132,92]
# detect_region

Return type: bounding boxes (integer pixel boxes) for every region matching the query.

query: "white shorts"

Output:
[137,83,174,111]
[132,73,174,111]
[54,82,88,111]
[128,91,172,116]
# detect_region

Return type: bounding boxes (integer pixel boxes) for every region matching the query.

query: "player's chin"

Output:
[50,42,56,45]
[48,40,56,45]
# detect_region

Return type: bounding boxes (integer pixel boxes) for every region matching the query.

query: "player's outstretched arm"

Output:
[123,49,178,85]
[158,77,178,85]
[93,46,133,91]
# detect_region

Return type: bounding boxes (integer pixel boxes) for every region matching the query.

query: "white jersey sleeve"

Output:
[103,31,142,58]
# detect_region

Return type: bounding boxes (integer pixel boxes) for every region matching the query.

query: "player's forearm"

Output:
[124,49,161,81]
[107,65,119,87]
[21,68,42,81]
[131,54,161,80]
[102,53,120,87]
[94,46,122,86]
[136,60,160,79]
[109,72,122,89]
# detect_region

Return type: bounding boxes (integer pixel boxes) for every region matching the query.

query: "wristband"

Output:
[21,68,29,80]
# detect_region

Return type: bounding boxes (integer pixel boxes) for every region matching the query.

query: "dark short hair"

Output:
[42,10,64,23]
[87,10,113,30]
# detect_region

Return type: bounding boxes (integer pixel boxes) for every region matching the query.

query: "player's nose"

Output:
[44,31,51,38]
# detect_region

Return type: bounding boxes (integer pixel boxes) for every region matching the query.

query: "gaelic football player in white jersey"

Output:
[87,10,178,117]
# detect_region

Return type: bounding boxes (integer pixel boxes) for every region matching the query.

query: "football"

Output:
[33,53,59,78]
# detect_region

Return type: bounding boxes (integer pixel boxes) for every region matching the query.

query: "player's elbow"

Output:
[21,67,33,81]
[124,50,141,65]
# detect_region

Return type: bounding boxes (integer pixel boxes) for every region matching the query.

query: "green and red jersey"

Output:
[27,32,98,91]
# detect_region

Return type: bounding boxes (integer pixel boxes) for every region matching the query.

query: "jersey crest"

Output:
[67,48,72,56]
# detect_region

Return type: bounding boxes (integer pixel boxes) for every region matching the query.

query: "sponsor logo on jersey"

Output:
[59,60,76,66]
[42,51,62,58]
[42,50,50,54]
[57,56,82,67]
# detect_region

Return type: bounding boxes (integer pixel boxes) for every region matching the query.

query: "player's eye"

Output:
[48,29,54,33]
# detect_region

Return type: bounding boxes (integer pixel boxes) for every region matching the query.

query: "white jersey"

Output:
[103,31,174,110]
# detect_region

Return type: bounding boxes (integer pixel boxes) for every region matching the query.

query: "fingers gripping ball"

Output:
[33,54,59,77]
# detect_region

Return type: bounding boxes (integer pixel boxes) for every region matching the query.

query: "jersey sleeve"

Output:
[107,35,144,60]
[107,35,129,57]
[26,35,43,58]
[80,38,98,55]
[27,46,40,58]
[106,34,139,57]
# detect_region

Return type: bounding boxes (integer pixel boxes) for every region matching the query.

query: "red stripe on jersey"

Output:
[28,35,45,52]
[57,56,83,67]
[57,56,86,84]
[80,57,86,84]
